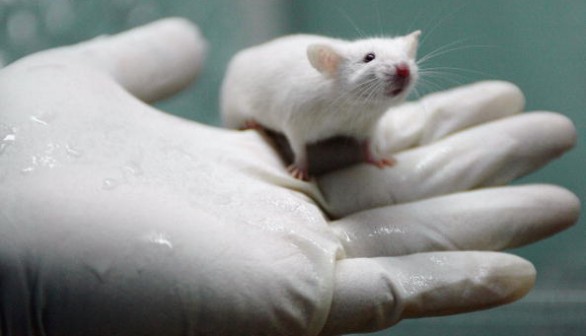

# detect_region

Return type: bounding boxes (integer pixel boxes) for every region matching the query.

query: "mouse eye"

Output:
[363,52,376,63]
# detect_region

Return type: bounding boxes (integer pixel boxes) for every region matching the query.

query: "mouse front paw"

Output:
[239,119,263,131]
[287,164,310,181]
[366,156,397,168]
[363,140,396,168]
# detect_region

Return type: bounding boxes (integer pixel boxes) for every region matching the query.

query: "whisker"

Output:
[336,7,366,38]
[419,66,489,88]
[415,77,446,95]
[417,38,471,64]
[418,0,469,47]
[419,41,497,67]
[326,77,381,110]
[375,0,383,37]
[420,65,495,79]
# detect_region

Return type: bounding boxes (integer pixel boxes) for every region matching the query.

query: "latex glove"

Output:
[0,18,579,336]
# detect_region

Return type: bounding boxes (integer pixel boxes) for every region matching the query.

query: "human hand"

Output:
[0,18,579,336]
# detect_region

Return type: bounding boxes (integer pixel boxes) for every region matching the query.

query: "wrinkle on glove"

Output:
[331,185,580,258]
[319,111,576,217]
[321,252,536,336]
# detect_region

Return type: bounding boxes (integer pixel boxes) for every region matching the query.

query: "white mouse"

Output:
[221,31,421,180]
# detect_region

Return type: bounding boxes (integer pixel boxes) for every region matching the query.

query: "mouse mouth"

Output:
[389,87,405,96]
[386,78,410,97]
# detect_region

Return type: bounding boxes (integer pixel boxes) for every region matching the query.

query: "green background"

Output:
[1,0,584,335]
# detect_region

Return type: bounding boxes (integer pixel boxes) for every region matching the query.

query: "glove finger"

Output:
[320,252,535,336]
[319,112,576,217]
[331,185,579,258]
[21,18,207,103]
[373,80,525,155]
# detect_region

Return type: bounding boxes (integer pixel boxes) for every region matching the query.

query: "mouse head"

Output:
[307,31,420,104]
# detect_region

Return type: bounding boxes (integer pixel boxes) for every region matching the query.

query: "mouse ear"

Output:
[405,30,421,59]
[307,43,341,77]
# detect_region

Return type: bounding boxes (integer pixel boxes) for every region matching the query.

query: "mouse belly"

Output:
[282,111,394,180]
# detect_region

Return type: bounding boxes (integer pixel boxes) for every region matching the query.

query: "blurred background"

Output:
[1,0,584,334]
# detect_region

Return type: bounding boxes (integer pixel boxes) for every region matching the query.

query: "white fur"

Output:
[221,32,420,170]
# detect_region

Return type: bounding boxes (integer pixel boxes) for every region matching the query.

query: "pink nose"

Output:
[395,64,410,78]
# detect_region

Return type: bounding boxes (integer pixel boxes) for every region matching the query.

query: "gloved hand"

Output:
[0,18,579,336]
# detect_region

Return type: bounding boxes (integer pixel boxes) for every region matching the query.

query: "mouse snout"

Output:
[384,63,412,97]
[395,63,410,78]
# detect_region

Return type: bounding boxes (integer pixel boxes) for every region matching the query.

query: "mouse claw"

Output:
[363,140,396,168]
[287,164,310,181]
[366,156,397,168]
[240,120,262,131]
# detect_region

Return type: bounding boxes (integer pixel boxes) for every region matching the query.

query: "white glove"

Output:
[0,18,579,336]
